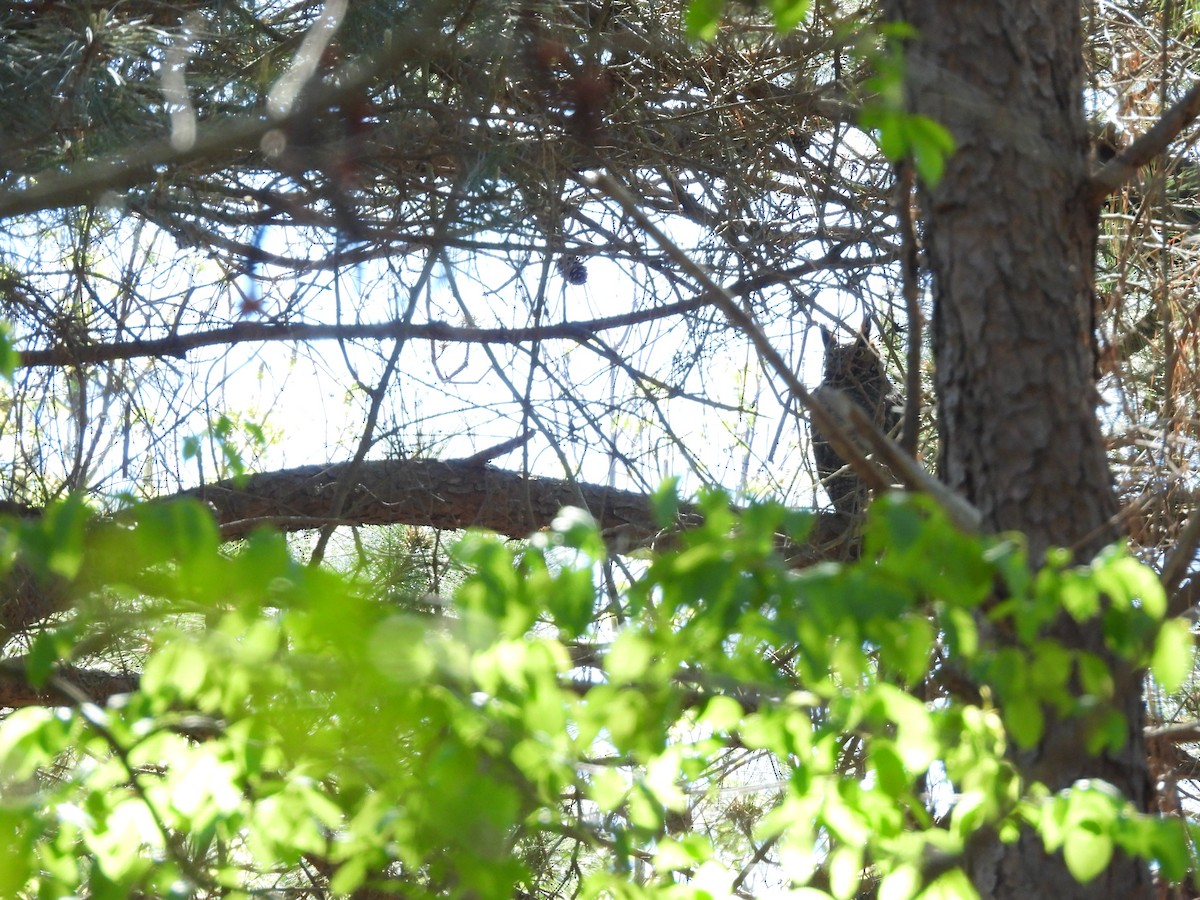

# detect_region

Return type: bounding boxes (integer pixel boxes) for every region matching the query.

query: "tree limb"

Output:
[184,458,848,565]
[17,252,871,369]
[0,459,854,637]
[18,307,676,368]
[0,658,139,708]
[1090,79,1200,204]
[185,457,702,546]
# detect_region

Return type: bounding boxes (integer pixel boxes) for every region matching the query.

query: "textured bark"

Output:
[894,4,1117,560]
[183,458,847,561]
[185,458,697,546]
[0,660,139,709]
[885,0,1150,895]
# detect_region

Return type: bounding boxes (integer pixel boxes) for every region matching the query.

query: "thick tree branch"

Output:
[1162,510,1200,618]
[1146,721,1200,744]
[184,458,849,563]
[0,658,139,708]
[187,457,702,547]
[0,459,852,637]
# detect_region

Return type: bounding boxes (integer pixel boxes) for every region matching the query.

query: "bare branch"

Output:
[455,431,535,466]
[1090,80,1200,203]
[1146,720,1200,744]
[17,256,871,369]
[1162,510,1200,595]
[187,457,696,546]
[0,658,139,708]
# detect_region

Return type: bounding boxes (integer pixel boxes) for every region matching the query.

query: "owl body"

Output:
[811,323,902,516]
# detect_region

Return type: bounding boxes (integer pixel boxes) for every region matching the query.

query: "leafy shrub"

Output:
[0,490,1191,898]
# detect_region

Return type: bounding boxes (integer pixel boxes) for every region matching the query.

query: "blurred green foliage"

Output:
[0,489,1191,898]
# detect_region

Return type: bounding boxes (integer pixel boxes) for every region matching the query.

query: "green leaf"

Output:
[1003,694,1044,749]
[655,834,713,869]
[590,768,629,813]
[627,782,664,832]
[1076,652,1113,700]
[549,506,606,560]
[21,495,91,581]
[942,606,979,658]
[142,641,209,704]
[860,103,955,185]
[1151,619,1194,692]
[1037,794,1069,852]
[544,564,598,639]
[87,798,159,882]
[1090,549,1165,618]
[649,477,682,527]
[869,740,908,798]
[330,857,369,895]
[699,695,743,733]
[0,321,18,380]
[0,707,65,781]
[872,109,909,161]
[1084,708,1128,756]
[908,115,956,185]
[1110,814,1190,882]
[684,0,723,40]
[25,625,81,688]
[1143,817,1191,882]
[606,631,655,682]
[827,845,863,900]
[768,0,811,31]
[877,862,920,900]
[1063,826,1112,883]
[1057,570,1100,621]
[1027,640,1072,701]
[921,869,980,900]
[369,615,435,683]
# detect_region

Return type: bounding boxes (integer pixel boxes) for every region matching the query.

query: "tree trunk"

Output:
[883,0,1151,895]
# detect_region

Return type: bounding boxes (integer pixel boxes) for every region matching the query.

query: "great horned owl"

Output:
[811,321,902,516]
